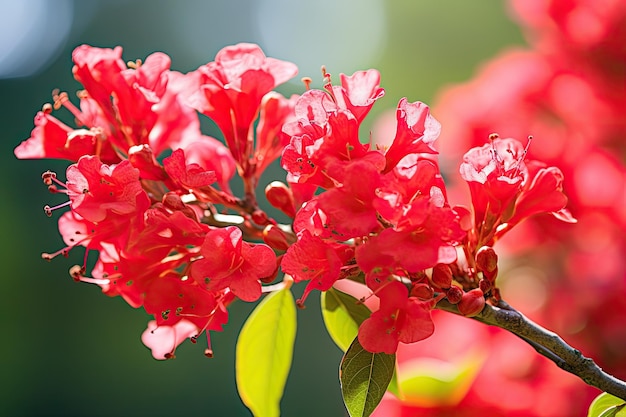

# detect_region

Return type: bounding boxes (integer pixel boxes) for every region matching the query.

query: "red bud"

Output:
[479,278,491,293]
[262,224,291,251]
[265,181,296,218]
[476,246,498,273]
[446,286,463,304]
[458,288,485,317]
[410,283,434,300]
[432,263,452,289]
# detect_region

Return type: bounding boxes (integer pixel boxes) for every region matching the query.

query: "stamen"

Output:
[42,170,68,190]
[41,170,57,186]
[41,246,71,260]
[512,135,533,178]
[321,65,335,99]
[43,201,71,217]
[489,133,503,164]
[301,77,312,91]
[52,89,89,127]
[127,59,142,69]
[204,332,213,358]
[68,265,110,285]
[521,135,533,161]
[321,65,329,81]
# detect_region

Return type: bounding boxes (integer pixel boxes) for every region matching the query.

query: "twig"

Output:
[436,299,626,400]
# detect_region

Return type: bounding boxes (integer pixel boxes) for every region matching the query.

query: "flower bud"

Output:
[482,266,498,283]
[410,283,434,300]
[458,288,485,317]
[446,286,463,304]
[262,224,291,251]
[478,278,491,293]
[476,246,498,273]
[265,181,296,218]
[251,209,269,226]
[128,144,166,181]
[431,263,452,289]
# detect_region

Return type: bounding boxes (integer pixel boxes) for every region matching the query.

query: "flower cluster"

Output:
[17,43,297,359]
[16,42,575,362]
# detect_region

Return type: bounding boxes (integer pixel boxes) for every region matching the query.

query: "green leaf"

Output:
[236,287,297,417]
[588,393,626,417]
[340,336,395,417]
[321,287,371,352]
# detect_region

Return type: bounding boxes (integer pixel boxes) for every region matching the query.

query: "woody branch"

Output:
[436,299,626,400]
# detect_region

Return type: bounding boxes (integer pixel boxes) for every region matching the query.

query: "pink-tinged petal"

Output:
[163,148,217,189]
[215,43,298,87]
[131,52,171,97]
[141,319,198,360]
[245,244,278,278]
[13,112,111,162]
[332,69,385,123]
[254,92,299,178]
[384,99,440,173]
[72,45,127,121]
[294,89,335,125]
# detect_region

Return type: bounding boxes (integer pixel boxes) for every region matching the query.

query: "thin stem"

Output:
[436,299,626,400]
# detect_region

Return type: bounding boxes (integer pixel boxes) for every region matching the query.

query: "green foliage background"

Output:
[0,1,523,415]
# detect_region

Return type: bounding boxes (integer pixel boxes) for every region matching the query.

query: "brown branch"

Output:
[436,299,626,400]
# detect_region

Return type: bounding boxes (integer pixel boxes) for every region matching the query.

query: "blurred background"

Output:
[2,0,623,416]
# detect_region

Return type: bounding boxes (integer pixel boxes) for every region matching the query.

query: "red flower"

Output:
[358,281,434,354]
[14,45,218,173]
[459,136,576,248]
[185,43,298,167]
[459,136,528,243]
[190,227,276,302]
[314,153,387,239]
[383,99,439,173]
[66,156,150,223]
[281,89,370,189]
[326,69,385,123]
[356,199,463,275]
[281,229,352,303]
[14,110,117,162]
